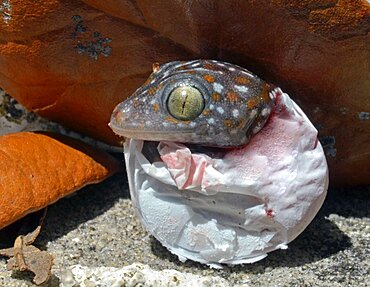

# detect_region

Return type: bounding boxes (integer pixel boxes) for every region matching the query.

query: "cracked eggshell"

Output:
[124,91,328,266]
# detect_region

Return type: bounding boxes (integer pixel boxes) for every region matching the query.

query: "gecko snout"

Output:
[109,102,130,135]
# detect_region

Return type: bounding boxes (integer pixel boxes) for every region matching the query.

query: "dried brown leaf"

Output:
[0,209,53,286]
[4,237,53,285]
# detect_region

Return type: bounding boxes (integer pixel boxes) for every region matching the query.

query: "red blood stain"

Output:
[266,209,274,218]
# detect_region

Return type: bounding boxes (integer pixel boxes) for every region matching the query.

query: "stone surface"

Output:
[60,263,230,287]
[0,88,54,135]
[0,1,369,186]
[0,173,368,286]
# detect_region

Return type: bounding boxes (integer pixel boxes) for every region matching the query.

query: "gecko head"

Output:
[109,60,276,147]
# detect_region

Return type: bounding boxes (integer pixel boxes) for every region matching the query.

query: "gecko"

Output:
[109,60,277,147]
[108,60,328,267]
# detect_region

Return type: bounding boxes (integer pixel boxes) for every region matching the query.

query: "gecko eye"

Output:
[167,86,205,121]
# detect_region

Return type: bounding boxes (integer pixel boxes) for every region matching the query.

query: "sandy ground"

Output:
[0,168,369,287]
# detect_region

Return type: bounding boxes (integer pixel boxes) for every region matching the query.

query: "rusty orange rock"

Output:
[0,1,369,186]
[0,132,120,230]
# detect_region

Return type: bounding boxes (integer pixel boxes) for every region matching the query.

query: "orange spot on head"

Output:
[235,76,251,85]
[247,98,259,109]
[202,109,211,116]
[212,93,221,102]
[157,83,164,91]
[133,99,140,109]
[165,116,179,124]
[260,84,272,103]
[144,74,154,85]
[226,91,240,102]
[153,103,160,112]
[203,63,216,70]
[148,86,157,95]
[152,62,160,73]
[203,74,215,83]
[113,110,123,124]
[237,119,248,129]
[224,119,234,128]
[165,116,191,125]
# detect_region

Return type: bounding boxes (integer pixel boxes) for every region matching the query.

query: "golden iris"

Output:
[167,86,204,120]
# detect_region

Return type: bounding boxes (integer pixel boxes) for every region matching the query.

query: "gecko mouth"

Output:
[109,124,196,142]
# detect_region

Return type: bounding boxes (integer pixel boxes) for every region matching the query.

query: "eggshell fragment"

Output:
[0,132,121,230]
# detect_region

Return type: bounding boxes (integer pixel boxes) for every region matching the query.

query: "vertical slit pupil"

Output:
[167,85,204,121]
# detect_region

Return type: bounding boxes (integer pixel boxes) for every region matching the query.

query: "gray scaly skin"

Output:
[110,60,276,147]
